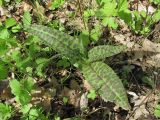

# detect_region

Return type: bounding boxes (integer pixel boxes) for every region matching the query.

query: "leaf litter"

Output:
[0,0,160,119]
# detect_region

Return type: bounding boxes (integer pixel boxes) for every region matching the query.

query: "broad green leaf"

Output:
[0,103,12,120]
[27,24,82,61]
[9,79,21,96]
[23,11,32,28]
[82,62,130,110]
[88,45,126,62]
[5,18,17,28]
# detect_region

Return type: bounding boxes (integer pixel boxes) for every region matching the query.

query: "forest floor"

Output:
[0,0,160,120]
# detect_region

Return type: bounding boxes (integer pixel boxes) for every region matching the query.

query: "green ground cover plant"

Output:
[82,0,160,38]
[0,0,159,119]
[26,24,130,110]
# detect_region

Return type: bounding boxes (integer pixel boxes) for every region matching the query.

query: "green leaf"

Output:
[83,9,95,18]
[96,1,117,17]
[0,103,12,120]
[4,0,10,2]
[28,108,39,120]
[27,24,82,61]
[0,0,3,6]
[50,0,65,10]
[0,61,8,80]
[152,0,160,4]
[87,90,97,100]
[118,9,132,25]
[9,79,21,96]
[82,62,130,110]
[11,24,21,33]
[0,38,8,56]
[10,50,22,65]
[21,104,31,114]
[153,10,160,23]
[5,18,17,28]
[26,67,33,74]
[0,28,10,39]
[155,104,160,118]
[102,17,118,29]
[96,0,103,5]
[88,45,126,62]
[35,58,49,76]
[10,79,32,105]
[18,90,31,105]
[90,25,102,41]
[22,77,34,93]
[16,0,21,3]
[142,76,154,88]
[57,59,70,68]
[117,0,128,11]
[23,11,32,28]
[79,30,90,50]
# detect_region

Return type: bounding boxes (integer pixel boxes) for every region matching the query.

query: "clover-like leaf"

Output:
[82,62,130,110]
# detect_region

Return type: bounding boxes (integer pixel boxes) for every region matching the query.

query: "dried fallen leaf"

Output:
[70,79,81,91]
[61,87,80,107]
[112,32,160,67]
[80,92,88,110]
[21,1,32,11]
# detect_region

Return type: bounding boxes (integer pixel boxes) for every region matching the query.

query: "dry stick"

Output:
[130,72,141,91]
[127,70,159,119]
[126,90,155,120]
